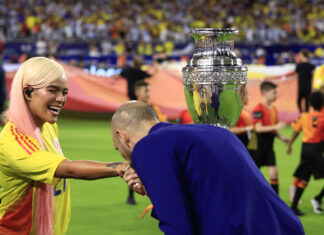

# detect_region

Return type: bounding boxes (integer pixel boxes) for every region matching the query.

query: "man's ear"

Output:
[116,129,130,148]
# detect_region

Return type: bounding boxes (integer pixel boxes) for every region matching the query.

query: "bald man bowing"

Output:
[112,101,304,235]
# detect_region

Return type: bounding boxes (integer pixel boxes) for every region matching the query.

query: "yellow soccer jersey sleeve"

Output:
[1,122,65,185]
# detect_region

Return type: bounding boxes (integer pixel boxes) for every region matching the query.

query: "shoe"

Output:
[289,185,302,204]
[310,198,323,214]
[291,207,305,216]
[126,196,136,205]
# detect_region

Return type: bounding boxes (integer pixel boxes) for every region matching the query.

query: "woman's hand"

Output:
[106,162,130,177]
[55,160,130,180]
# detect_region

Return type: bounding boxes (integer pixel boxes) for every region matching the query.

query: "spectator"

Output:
[2,0,324,47]
[101,39,113,56]
[88,42,100,57]
[36,37,47,56]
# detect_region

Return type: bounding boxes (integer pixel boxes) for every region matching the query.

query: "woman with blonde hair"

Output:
[0,57,129,235]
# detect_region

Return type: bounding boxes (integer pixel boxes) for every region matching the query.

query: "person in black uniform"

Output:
[120,56,156,100]
[119,56,157,204]
[296,50,315,113]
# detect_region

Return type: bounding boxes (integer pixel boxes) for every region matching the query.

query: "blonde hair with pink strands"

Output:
[6,57,66,235]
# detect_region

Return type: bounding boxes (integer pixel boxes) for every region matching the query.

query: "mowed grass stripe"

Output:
[1,117,323,234]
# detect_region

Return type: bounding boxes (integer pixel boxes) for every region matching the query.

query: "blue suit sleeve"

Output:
[133,139,196,235]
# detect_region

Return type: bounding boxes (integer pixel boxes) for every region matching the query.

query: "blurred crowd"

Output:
[0,0,324,52]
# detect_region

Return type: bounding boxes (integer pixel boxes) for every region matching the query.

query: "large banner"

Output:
[5,62,187,120]
[5,62,301,122]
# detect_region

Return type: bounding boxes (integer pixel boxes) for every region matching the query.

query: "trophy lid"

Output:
[183,28,247,73]
[191,28,239,40]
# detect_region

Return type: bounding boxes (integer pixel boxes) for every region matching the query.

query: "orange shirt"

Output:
[235,109,252,128]
[252,103,278,126]
[291,111,324,143]
[151,104,167,122]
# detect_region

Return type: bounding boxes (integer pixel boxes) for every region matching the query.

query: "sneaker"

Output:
[291,207,305,216]
[126,196,136,205]
[310,198,323,214]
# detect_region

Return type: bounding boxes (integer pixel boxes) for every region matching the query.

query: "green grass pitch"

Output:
[2,115,323,234]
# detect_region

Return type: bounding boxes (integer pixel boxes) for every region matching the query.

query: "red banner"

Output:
[5,63,299,122]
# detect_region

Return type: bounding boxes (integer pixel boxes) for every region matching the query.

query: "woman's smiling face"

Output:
[25,75,68,127]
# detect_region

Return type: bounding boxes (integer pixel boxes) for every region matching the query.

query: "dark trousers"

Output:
[297,91,310,113]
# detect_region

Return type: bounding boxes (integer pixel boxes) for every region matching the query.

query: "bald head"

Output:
[111,101,160,162]
[111,101,159,133]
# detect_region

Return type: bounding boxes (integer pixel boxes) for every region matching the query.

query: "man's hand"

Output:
[286,145,292,155]
[123,167,146,196]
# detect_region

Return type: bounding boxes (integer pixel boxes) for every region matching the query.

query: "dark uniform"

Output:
[252,103,278,168]
[296,62,315,112]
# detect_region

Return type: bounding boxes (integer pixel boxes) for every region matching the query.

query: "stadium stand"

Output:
[1,0,324,66]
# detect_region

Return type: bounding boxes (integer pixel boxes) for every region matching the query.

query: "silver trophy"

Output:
[182,28,248,128]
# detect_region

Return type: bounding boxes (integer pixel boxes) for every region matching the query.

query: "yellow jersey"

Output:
[0,121,71,235]
[313,64,324,90]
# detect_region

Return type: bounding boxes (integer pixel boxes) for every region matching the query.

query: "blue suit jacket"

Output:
[132,123,304,235]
